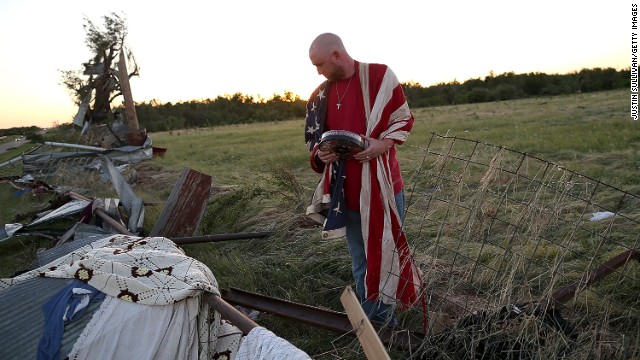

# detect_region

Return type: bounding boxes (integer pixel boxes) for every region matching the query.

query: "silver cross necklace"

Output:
[335,75,354,109]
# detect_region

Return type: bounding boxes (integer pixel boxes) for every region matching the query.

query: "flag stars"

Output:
[333,202,342,214]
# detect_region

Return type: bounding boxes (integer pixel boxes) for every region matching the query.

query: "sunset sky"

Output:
[0,1,629,129]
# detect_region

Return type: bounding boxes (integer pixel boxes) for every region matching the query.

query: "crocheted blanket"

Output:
[1,235,228,359]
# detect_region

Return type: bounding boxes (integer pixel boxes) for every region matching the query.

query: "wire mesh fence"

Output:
[391,133,640,359]
[0,144,102,180]
[0,142,156,196]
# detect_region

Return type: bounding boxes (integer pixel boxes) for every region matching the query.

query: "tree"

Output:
[60,12,139,126]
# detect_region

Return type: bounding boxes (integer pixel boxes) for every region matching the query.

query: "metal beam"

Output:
[551,248,640,304]
[221,286,424,350]
[172,232,272,245]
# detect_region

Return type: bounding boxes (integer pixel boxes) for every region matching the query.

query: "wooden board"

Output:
[149,167,213,238]
[340,286,391,360]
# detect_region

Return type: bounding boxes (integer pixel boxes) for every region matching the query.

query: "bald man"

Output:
[305,33,423,326]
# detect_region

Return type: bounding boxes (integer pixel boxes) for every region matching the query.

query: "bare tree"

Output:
[60,12,139,127]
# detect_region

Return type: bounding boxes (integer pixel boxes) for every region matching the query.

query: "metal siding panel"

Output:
[0,277,105,359]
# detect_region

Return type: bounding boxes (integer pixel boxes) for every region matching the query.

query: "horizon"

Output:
[0,65,629,132]
[0,1,629,129]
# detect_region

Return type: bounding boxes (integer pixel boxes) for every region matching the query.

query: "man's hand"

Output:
[316,149,340,164]
[353,136,394,163]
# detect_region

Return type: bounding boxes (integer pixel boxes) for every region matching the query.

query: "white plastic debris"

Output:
[16,174,35,183]
[5,223,23,236]
[590,211,615,221]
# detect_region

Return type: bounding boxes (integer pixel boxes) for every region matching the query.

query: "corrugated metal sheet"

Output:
[101,155,144,233]
[27,200,89,227]
[0,201,90,244]
[34,223,112,268]
[2,224,111,359]
[0,277,104,359]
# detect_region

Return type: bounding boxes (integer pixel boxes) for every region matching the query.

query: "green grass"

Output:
[407,91,639,188]
[0,143,36,167]
[0,89,638,359]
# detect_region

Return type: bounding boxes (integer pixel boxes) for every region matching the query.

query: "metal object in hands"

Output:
[319,130,367,159]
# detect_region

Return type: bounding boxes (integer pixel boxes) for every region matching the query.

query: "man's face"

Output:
[309,49,342,82]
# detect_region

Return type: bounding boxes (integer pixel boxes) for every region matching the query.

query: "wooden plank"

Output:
[340,286,391,360]
[149,167,213,238]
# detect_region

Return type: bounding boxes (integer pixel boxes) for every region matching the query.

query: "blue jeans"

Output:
[346,191,404,326]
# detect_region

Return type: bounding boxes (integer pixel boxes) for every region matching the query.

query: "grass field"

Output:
[145,89,639,192]
[0,88,638,359]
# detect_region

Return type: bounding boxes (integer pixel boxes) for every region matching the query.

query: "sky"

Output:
[0,1,629,130]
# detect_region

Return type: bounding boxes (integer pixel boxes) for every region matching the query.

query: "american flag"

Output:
[305,81,328,153]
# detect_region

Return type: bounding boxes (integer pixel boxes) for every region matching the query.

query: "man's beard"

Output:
[328,67,347,82]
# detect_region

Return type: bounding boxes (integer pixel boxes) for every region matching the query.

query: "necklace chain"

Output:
[335,75,353,109]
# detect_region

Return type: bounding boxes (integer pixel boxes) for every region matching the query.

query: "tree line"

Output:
[132,91,307,133]
[403,67,628,107]
[126,67,628,132]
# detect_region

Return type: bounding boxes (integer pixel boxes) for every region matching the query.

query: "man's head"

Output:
[309,33,354,82]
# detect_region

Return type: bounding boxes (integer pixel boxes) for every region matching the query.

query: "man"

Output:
[304,33,422,325]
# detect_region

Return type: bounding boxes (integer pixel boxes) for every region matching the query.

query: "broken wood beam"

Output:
[118,48,139,131]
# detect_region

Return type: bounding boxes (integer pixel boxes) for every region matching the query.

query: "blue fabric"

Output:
[12,188,31,197]
[323,159,347,235]
[346,191,405,326]
[38,280,105,360]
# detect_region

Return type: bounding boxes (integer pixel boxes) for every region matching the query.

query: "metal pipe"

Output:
[0,145,42,169]
[44,141,107,152]
[66,192,272,242]
[0,155,23,169]
[204,292,258,335]
[172,232,272,245]
[93,208,133,235]
[67,191,133,236]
